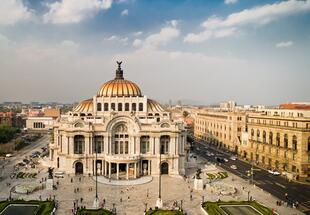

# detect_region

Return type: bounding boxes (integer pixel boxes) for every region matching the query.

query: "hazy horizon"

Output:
[1,0,310,106]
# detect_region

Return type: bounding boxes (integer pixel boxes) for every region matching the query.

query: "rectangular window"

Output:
[120,141,123,154]
[118,103,122,111]
[115,141,119,154]
[125,141,128,154]
[139,103,143,111]
[132,103,136,111]
[111,103,115,111]
[125,103,129,111]
[104,103,108,111]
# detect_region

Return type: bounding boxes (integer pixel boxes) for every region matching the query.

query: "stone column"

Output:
[134,162,137,179]
[104,161,107,176]
[126,163,129,180]
[69,136,73,154]
[108,162,111,178]
[148,160,151,175]
[116,163,119,180]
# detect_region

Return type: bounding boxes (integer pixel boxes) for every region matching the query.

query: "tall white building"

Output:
[49,62,186,179]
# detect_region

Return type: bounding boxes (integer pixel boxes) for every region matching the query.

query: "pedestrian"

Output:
[120,197,122,202]
[71,178,73,183]
[79,177,81,182]
[80,197,83,203]
[190,194,192,201]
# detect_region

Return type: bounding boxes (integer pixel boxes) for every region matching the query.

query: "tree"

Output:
[183,111,189,118]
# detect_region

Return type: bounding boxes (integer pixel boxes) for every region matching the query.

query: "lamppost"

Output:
[93,132,99,208]
[156,145,163,208]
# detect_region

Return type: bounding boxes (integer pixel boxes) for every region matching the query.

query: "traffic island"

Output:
[0,200,55,215]
[145,209,183,215]
[76,208,113,215]
[201,201,275,215]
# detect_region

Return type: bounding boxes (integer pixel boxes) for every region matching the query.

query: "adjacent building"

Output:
[244,109,310,179]
[49,63,186,179]
[194,106,310,180]
[194,110,247,153]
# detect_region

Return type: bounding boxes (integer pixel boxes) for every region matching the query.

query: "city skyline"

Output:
[1,0,310,105]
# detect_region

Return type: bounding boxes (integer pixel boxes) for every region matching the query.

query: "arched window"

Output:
[132,103,137,111]
[104,103,109,111]
[160,135,170,154]
[269,132,273,144]
[140,136,150,154]
[257,130,260,142]
[263,131,266,143]
[113,124,129,155]
[74,135,85,154]
[118,103,123,111]
[97,103,102,111]
[139,103,143,111]
[292,135,297,151]
[125,103,129,111]
[284,134,288,148]
[276,133,280,147]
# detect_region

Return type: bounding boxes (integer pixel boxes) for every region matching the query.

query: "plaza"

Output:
[0,141,304,214]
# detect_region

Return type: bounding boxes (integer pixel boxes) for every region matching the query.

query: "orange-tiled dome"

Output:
[97,61,142,97]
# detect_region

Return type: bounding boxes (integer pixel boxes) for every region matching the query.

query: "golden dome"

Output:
[147,99,165,112]
[73,99,93,112]
[97,61,142,97]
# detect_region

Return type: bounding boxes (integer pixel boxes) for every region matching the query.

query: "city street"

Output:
[0,134,50,182]
[192,139,310,213]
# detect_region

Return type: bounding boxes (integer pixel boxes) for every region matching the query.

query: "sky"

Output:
[0,0,310,105]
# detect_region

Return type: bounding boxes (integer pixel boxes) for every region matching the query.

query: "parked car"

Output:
[230,165,237,170]
[17,162,26,167]
[23,159,30,164]
[230,156,237,161]
[54,171,65,178]
[223,158,229,162]
[216,157,225,163]
[5,154,13,158]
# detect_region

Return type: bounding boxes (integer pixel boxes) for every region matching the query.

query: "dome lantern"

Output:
[96,61,142,97]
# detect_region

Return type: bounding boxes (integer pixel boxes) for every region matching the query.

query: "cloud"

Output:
[185,0,310,43]
[0,0,32,25]
[133,20,180,48]
[61,40,80,49]
[133,31,143,37]
[225,0,238,5]
[103,35,128,45]
[43,0,113,24]
[121,9,129,16]
[276,41,293,48]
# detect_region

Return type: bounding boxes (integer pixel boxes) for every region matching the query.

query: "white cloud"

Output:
[276,41,293,48]
[121,9,129,16]
[104,35,128,45]
[133,21,180,49]
[225,0,238,5]
[43,0,113,24]
[133,31,143,37]
[185,0,310,43]
[0,0,32,25]
[61,40,80,49]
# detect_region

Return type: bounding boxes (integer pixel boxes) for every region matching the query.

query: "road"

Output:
[0,134,50,181]
[192,139,310,213]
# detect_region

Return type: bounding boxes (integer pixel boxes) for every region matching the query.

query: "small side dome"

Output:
[73,99,93,112]
[147,99,165,112]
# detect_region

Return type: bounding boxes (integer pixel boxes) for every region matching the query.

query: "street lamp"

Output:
[93,133,99,208]
[156,145,163,208]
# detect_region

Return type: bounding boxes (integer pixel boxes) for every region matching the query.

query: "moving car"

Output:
[268,169,280,176]
[230,165,237,170]
[223,158,229,162]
